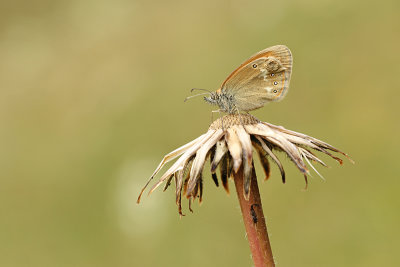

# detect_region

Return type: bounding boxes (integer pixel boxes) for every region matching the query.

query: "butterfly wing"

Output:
[220,45,292,112]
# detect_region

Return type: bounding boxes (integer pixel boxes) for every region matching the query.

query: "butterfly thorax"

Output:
[204,91,237,114]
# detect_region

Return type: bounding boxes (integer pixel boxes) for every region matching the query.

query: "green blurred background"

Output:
[1,0,399,266]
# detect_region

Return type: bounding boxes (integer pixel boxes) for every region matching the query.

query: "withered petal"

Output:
[253,141,271,180]
[187,129,224,196]
[225,128,242,172]
[227,155,233,179]
[189,198,193,213]
[191,181,199,199]
[253,136,286,183]
[209,145,220,187]
[220,155,230,194]
[299,147,327,167]
[236,125,253,199]
[301,150,325,180]
[176,156,194,204]
[174,173,185,216]
[211,139,228,173]
[211,172,219,186]
[147,130,216,197]
[243,161,255,200]
[303,174,308,190]
[163,174,174,192]
[199,177,203,204]
[263,121,354,163]
[246,124,308,174]
[137,132,209,203]
[183,172,189,197]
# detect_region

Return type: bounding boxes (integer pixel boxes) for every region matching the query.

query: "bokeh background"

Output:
[1,0,399,266]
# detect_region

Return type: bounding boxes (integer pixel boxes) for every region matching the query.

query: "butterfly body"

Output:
[204,45,293,114]
[204,90,236,114]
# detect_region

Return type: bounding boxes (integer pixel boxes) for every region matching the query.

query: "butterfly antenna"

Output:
[184,92,209,102]
[191,88,211,93]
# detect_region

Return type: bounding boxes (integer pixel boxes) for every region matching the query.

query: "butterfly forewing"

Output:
[220,45,292,112]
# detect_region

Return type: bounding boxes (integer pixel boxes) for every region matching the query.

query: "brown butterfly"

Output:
[188,45,292,114]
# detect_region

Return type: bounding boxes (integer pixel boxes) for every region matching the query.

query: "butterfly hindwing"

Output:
[220,45,292,112]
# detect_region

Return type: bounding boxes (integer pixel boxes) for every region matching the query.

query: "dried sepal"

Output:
[199,176,203,204]
[176,156,194,205]
[211,172,219,186]
[183,171,190,198]
[188,198,193,213]
[191,180,199,200]
[178,189,184,216]
[163,174,174,192]
[253,140,271,180]
[243,161,252,200]
[220,154,230,194]
[173,173,184,216]
[252,136,286,183]
[211,139,228,173]
[209,144,216,168]
[209,145,220,186]
[227,154,233,178]
[303,174,308,190]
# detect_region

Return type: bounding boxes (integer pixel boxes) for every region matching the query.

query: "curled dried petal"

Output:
[147,130,216,196]
[176,156,194,205]
[220,155,230,194]
[225,128,242,172]
[263,122,354,163]
[137,133,209,203]
[211,139,228,173]
[199,177,203,204]
[163,174,174,192]
[211,172,219,186]
[252,136,286,183]
[246,124,307,174]
[236,125,253,199]
[187,129,224,196]
[253,141,271,180]
[299,147,327,167]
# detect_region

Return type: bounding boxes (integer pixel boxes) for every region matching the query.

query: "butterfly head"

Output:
[204,90,236,114]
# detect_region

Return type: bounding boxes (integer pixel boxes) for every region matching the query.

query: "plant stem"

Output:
[233,166,275,267]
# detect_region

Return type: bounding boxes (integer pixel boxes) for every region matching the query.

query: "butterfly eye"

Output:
[252,64,257,68]
[274,81,278,85]
[273,89,277,93]
[270,73,275,77]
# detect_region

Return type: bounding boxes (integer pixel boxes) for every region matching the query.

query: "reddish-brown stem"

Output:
[233,166,275,267]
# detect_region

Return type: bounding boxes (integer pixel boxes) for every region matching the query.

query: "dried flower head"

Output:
[137,114,352,215]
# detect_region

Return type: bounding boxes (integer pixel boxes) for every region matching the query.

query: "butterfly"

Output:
[187,45,293,114]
